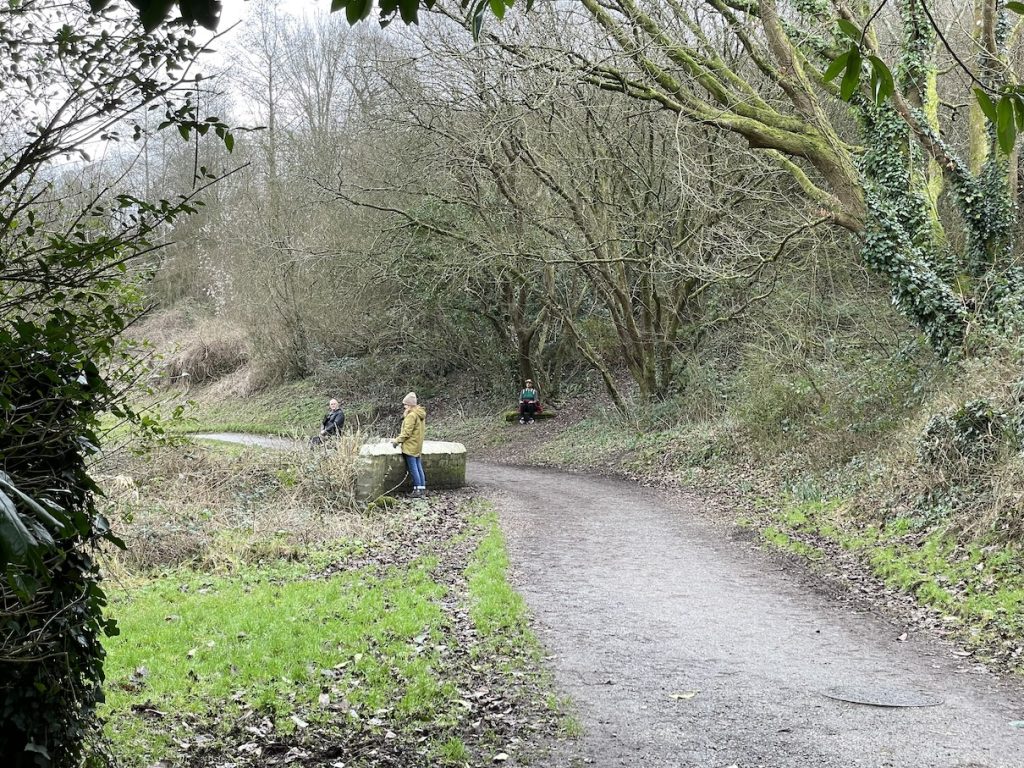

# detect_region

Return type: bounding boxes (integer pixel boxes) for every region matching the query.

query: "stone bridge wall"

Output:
[355,440,466,500]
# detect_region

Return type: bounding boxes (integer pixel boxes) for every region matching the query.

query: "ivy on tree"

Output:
[827,0,1024,153]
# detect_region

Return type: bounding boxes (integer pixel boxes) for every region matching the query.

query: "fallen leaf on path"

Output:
[290,715,308,729]
[493,753,509,762]
[897,633,908,642]
[669,690,700,700]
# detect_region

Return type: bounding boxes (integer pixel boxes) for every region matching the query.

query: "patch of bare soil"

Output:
[457,402,593,468]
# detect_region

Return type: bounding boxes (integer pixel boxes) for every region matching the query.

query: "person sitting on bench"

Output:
[518,379,539,424]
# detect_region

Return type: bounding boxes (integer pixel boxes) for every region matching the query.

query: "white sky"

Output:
[199,0,330,117]
[218,0,326,38]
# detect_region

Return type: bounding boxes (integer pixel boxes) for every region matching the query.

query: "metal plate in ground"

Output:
[822,686,944,708]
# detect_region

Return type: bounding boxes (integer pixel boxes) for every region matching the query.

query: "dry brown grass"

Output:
[130,306,252,389]
[158,324,250,388]
[95,436,376,574]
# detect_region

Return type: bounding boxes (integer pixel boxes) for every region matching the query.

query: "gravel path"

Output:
[193,432,303,450]
[471,462,1024,768]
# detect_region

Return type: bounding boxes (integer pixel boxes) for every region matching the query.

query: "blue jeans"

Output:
[404,453,426,490]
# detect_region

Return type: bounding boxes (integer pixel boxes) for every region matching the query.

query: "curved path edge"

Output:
[470,461,1024,768]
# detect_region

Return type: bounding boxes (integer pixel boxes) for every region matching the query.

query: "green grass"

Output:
[466,512,531,647]
[761,526,825,562]
[102,497,564,766]
[560,713,585,738]
[125,381,380,437]
[766,498,1024,659]
[174,382,327,435]
[432,414,514,449]
[863,533,1024,638]
[102,558,454,765]
[431,736,470,763]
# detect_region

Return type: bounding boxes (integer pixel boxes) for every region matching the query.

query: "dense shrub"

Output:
[917,399,1017,478]
[158,323,251,388]
[1,323,121,767]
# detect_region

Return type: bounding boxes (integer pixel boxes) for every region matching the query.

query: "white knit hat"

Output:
[402,392,417,406]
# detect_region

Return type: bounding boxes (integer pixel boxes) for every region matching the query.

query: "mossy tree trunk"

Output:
[565,0,1022,356]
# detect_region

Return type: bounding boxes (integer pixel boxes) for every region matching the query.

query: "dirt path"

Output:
[472,462,1024,768]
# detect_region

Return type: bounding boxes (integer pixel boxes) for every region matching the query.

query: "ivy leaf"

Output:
[837,18,862,41]
[1006,1,1024,13]
[489,0,506,20]
[997,95,1017,154]
[345,0,372,24]
[868,56,894,107]
[1013,96,1024,132]
[824,49,851,83]
[0,490,36,563]
[138,0,176,32]
[974,88,998,124]
[397,0,420,23]
[840,48,862,101]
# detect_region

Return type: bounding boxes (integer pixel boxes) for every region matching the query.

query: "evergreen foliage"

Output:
[0,3,229,764]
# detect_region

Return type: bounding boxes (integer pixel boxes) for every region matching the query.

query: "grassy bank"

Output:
[123,381,387,440]
[96,444,570,766]
[750,498,1024,670]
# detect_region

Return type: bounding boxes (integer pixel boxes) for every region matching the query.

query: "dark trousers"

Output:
[519,401,537,420]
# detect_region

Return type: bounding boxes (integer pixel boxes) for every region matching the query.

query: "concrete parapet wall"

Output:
[355,440,466,500]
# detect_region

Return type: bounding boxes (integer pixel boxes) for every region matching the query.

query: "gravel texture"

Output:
[473,462,1024,768]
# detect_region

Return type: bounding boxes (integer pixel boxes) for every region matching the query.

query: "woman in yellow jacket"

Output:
[392,391,427,497]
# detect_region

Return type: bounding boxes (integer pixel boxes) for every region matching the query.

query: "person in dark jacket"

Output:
[320,398,345,437]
